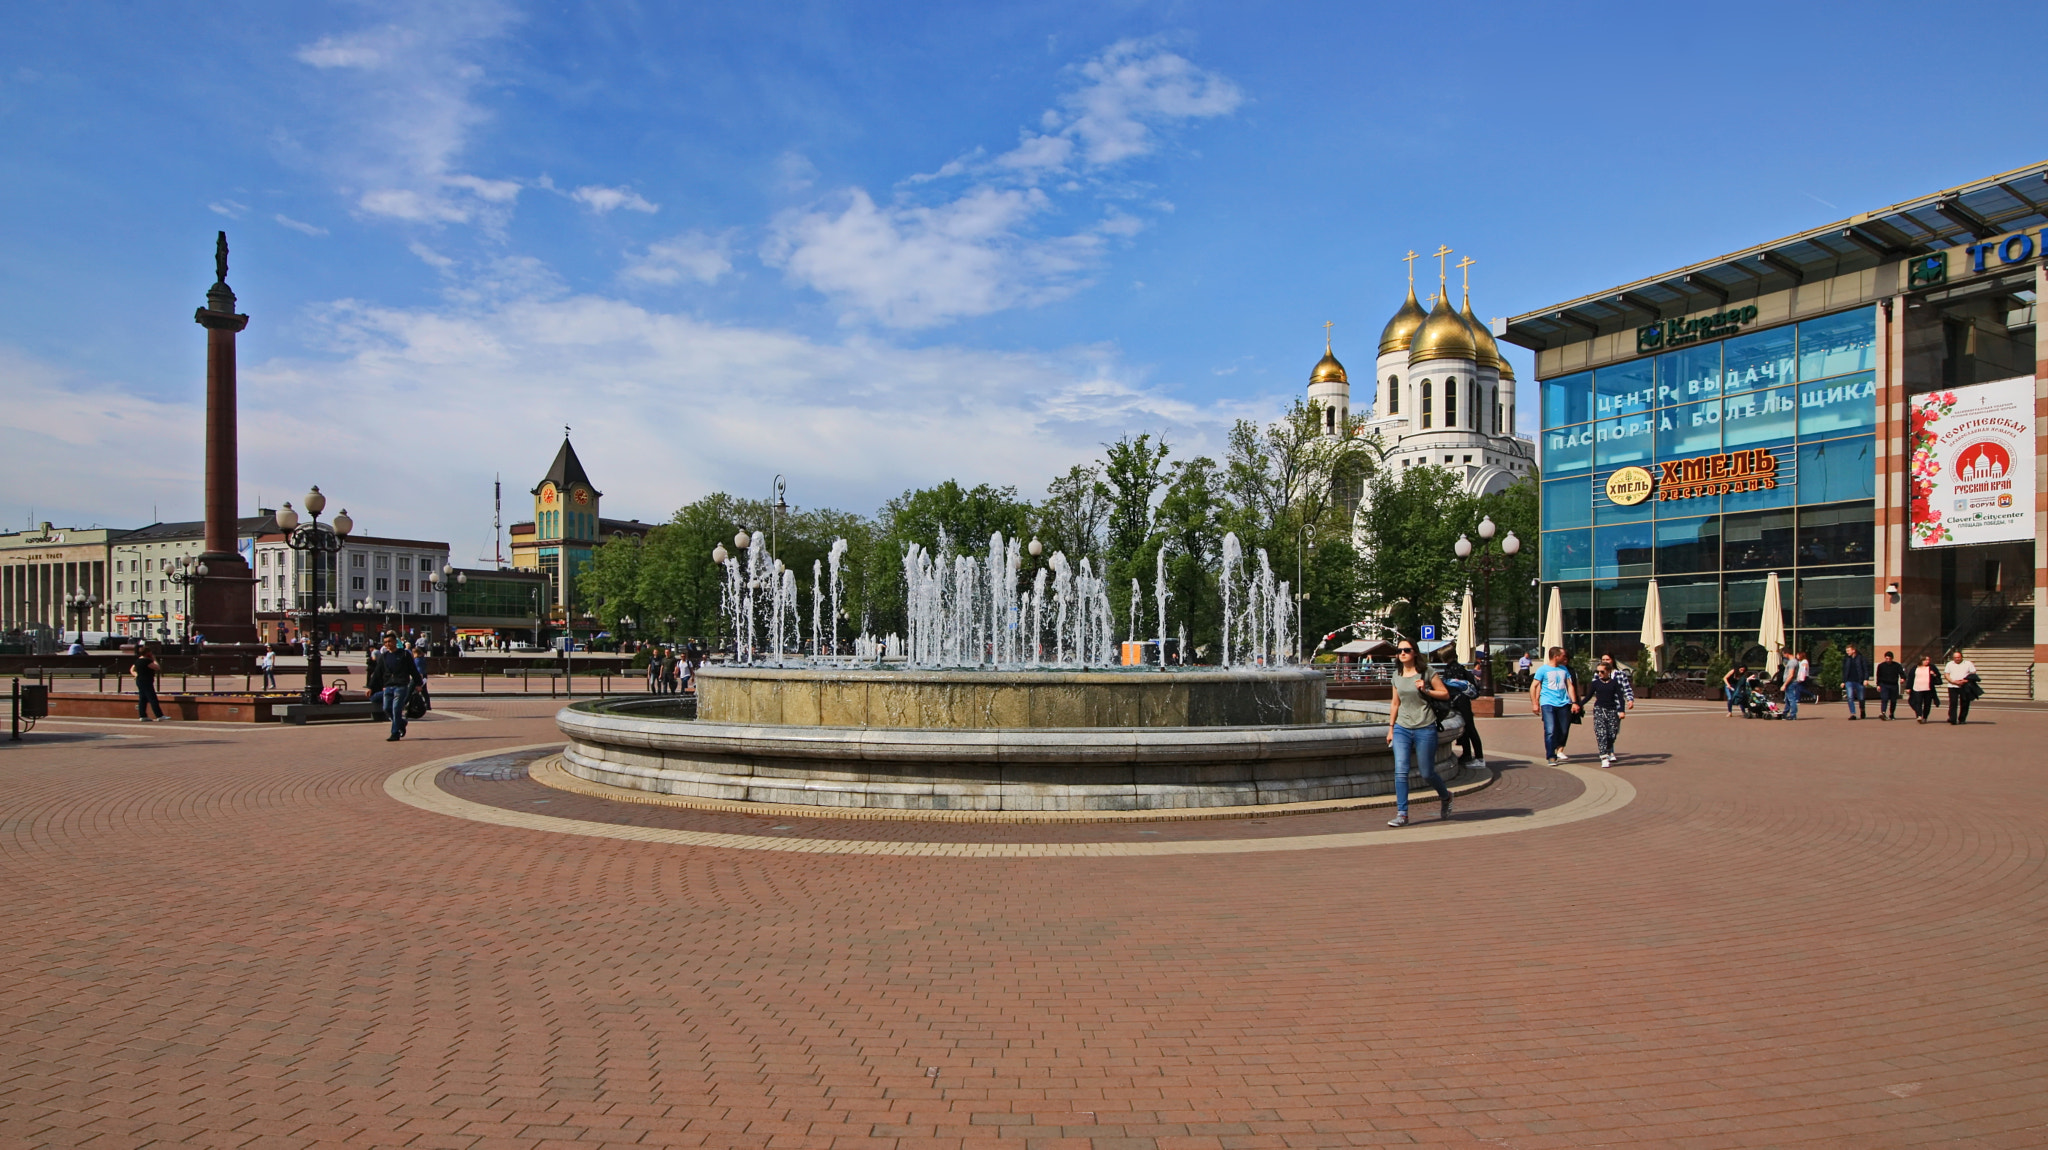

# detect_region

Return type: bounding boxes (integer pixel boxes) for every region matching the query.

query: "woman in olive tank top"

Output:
[1386,640,1455,827]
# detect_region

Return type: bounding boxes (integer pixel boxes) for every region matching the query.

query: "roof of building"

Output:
[448,565,549,581]
[1504,159,2048,353]
[599,517,651,536]
[534,437,597,496]
[117,514,281,543]
[1378,285,1429,355]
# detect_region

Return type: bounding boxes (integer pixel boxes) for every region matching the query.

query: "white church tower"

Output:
[1338,247,1535,497]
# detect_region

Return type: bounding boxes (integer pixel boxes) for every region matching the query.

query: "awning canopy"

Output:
[1503,161,2048,353]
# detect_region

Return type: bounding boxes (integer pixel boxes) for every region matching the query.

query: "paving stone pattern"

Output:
[2,701,2046,1147]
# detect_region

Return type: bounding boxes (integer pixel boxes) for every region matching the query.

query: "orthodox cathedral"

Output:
[1307,252,1536,500]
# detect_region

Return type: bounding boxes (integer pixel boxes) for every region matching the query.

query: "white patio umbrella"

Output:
[1639,579,1666,673]
[1540,586,1563,654]
[1456,587,1476,666]
[1758,571,1786,675]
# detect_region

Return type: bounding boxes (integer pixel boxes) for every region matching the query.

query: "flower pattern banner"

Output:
[1908,375,2036,549]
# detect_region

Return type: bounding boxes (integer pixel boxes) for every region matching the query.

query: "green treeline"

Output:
[576,399,1539,659]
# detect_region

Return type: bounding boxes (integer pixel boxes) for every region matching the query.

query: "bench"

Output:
[277,701,381,725]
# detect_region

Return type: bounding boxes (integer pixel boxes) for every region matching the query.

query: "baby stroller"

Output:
[1739,673,1783,719]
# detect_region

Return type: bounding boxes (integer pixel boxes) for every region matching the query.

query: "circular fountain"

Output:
[555,531,1465,815]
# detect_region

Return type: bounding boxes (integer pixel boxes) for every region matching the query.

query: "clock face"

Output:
[540,484,557,504]
[572,488,590,505]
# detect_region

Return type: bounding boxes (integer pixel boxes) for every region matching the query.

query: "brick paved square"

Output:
[3,700,2047,1146]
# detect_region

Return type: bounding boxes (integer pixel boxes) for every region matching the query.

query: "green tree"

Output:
[863,481,1033,637]
[576,531,646,634]
[1354,464,1476,639]
[1472,476,1539,639]
[1100,434,1171,632]
[1039,463,1108,562]
[1152,456,1226,660]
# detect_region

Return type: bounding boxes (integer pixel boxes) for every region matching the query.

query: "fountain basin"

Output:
[695,664,1326,729]
[557,694,1464,813]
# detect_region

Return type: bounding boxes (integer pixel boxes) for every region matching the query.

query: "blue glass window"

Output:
[1657,574,1721,629]
[1798,565,1874,628]
[1542,371,1591,429]
[1723,574,1787,632]
[1592,578,1648,630]
[1593,359,1655,420]
[1798,308,1876,381]
[1655,395,1721,459]
[1723,449,1794,514]
[1593,412,1655,466]
[1653,516,1719,574]
[1655,344,1722,407]
[1542,476,1592,530]
[1797,371,1877,439]
[1722,325,1796,396]
[1798,502,1874,566]
[1542,423,1593,475]
[1722,385,1797,449]
[1542,530,1592,581]
[1796,436,1876,504]
[1593,523,1653,579]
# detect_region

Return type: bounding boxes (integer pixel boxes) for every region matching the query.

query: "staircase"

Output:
[1965,606,2035,702]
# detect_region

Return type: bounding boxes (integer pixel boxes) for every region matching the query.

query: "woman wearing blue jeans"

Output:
[1386,641,1455,827]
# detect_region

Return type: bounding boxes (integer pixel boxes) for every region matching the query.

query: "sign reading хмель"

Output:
[1909,375,2036,549]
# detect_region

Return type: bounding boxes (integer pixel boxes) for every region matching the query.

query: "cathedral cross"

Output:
[1401,250,1419,288]
[1455,256,1476,303]
[1433,245,1453,292]
[1324,319,1334,351]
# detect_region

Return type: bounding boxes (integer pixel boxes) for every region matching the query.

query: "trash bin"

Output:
[20,683,49,719]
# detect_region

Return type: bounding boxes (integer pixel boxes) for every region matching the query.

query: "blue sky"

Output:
[4,0,2045,561]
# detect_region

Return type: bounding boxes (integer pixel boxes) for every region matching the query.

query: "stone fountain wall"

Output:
[695,665,1326,729]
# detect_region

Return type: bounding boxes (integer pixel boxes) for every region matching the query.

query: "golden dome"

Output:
[1461,297,1507,373]
[1310,348,1348,385]
[1408,290,1479,364]
[1377,286,1429,355]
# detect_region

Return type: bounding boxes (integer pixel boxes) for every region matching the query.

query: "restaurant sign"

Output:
[1602,448,1783,504]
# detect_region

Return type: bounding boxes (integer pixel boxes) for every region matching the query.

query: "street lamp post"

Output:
[434,565,465,651]
[277,487,353,703]
[770,476,788,564]
[65,590,101,647]
[1453,515,1521,695]
[164,557,208,645]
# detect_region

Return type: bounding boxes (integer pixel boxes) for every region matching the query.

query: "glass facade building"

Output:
[1537,309,1880,661]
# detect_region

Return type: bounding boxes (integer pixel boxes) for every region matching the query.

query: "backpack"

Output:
[1443,676,1480,702]
[320,681,345,705]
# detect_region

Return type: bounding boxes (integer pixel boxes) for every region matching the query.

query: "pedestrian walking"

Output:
[663,649,680,694]
[366,634,424,742]
[1386,640,1454,827]
[1908,655,1939,723]
[1944,649,1979,725]
[1440,656,1484,771]
[133,643,165,722]
[259,644,277,689]
[1875,651,1902,720]
[1515,650,1534,690]
[684,640,703,691]
[1722,663,1747,716]
[1842,643,1870,719]
[1781,650,1810,719]
[1588,655,1636,768]
[1529,646,1580,763]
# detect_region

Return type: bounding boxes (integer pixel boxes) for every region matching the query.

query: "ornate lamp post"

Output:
[277,487,352,702]
[65,590,101,646]
[433,565,465,650]
[769,476,788,563]
[1453,515,1520,695]
[165,557,208,644]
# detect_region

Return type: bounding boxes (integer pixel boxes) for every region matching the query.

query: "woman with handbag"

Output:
[1386,640,1455,827]
[1908,655,1940,724]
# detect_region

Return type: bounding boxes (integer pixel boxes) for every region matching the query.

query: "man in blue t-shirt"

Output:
[1528,647,1580,763]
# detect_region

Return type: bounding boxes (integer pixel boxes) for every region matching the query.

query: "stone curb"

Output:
[527,752,1499,823]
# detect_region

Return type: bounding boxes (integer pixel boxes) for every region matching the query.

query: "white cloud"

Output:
[765,187,1104,328]
[289,4,524,228]
[0,293,1258,561]
[622,232,732,286]
[769,41,1239,329]
[571,184,659,214]
[408,241,455,270]
[208,200,248,219]
[1057,39,1243,166]
[275,214,329,236]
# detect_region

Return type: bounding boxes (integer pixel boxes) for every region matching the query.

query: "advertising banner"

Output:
[1909,375,2036,548]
